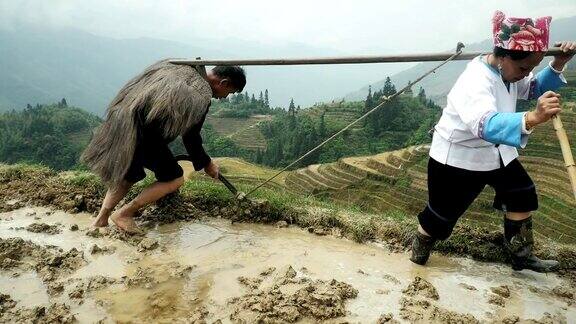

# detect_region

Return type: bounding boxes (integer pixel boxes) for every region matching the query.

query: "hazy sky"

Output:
[2,0,575,55]
[2,0,575,108]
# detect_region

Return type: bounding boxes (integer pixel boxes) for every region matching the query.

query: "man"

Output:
[82,60,245,233]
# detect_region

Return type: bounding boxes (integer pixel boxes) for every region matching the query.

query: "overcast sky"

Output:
[2,0,575,55]
[1,0,575,108]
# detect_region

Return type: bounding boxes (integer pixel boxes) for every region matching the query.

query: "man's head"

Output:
[207,66,246,99]
[494,47,545,82]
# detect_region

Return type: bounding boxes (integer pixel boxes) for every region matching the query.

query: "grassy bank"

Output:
[0,163,575,271]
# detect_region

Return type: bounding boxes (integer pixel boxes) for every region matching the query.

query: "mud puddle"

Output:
[0,206,574,323]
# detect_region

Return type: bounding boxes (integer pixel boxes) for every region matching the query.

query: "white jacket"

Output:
[430,56,564,171]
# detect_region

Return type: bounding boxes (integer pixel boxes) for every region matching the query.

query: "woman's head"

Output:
[491,11,551,82]
[493,47,545,82]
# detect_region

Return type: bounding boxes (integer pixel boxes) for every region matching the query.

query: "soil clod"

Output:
[26,222,61,235]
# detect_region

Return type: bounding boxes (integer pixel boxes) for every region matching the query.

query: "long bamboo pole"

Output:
[170,48,569,66]
[244,43,466,197]
[552,116,576,201]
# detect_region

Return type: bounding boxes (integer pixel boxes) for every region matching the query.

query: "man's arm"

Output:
[182,110,211,171]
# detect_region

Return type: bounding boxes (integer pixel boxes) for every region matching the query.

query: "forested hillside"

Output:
[254,79,440,168]
[0,100,100,170]
[0,77,441,174]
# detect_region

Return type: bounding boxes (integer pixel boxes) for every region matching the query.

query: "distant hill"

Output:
[0,26,403,114]
[0,26,216,115]
[345,16,576,105]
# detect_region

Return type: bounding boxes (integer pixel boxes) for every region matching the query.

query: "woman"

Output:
[410,10,575,272]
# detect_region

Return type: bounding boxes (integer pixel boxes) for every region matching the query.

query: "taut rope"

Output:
[244,43,466,197]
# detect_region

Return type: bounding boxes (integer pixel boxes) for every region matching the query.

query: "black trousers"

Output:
[124,122,183,184]
[418,157,538,240]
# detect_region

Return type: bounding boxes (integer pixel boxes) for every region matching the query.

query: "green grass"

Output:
[0,163,55,182]
[58,170,103,189]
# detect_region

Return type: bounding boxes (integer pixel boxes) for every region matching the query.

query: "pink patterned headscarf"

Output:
[492,10,551,51]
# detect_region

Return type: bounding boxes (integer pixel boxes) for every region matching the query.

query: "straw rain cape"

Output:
[81,59,212,188]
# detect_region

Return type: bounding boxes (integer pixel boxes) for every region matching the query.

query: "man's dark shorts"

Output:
[124,125,183,183]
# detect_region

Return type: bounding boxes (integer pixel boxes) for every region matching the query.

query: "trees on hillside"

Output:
[213,89,274,118]
[0,102,101,170]
[255,82,440,168]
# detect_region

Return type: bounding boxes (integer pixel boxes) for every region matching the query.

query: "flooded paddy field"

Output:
[0,206,574,323]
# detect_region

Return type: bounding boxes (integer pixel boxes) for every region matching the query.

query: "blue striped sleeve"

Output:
[528,65,567,99]
[480,112,529,148]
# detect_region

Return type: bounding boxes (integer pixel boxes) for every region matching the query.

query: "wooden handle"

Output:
[552,116,576,201]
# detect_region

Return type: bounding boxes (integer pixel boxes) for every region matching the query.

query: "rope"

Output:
[245,42,466,197]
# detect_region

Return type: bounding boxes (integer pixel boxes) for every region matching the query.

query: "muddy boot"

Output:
[410,231,437,265]
[504,217,559,273]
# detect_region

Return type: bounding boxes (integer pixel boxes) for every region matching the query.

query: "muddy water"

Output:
[0,206,574,323]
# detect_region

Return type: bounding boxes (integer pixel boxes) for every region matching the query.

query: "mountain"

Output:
[344,16,576,105]
[0,26,217,115]
[0,26,404,115]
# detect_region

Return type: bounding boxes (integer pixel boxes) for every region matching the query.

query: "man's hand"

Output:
[204,160,220,179]
[552,41,576,71]
[527,91,562,127]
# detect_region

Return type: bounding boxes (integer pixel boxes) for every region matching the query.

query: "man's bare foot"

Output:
[110,206,142,234]
[92,208,112,227]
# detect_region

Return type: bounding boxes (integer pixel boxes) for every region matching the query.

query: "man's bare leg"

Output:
[111,177,184,233]
[93,180,134,227]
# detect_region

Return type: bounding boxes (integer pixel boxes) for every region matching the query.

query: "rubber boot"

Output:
[410,231,437,265]
[504,217,559,273]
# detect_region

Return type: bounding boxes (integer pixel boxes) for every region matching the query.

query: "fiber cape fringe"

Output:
[81,59,212,189]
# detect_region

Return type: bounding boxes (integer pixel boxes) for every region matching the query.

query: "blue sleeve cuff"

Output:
[481,112,528,148]
[529,65,567,99]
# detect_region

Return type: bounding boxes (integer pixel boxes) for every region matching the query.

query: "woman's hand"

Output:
[552,41,576,71]
[204,160,220,179]
[527,91,562,127]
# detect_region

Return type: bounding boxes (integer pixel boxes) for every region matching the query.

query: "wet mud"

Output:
[0,206,574,323]
[1,166,576,272]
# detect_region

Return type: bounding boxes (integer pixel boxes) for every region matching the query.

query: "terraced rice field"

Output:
[206,115,272,150]
[307,103,365,129]
[284,126,576,244]
[181,157,287,191]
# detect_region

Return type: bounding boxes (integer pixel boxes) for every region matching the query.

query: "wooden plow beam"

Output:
[170,48,568,66]
[171,46,576,201]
